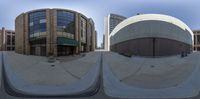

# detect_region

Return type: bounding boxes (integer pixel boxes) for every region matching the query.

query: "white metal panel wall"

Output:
[110,14,193,37]
[110,20,192,46]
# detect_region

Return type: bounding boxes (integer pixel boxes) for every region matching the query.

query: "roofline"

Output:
[110,14,193,40]
[16,8,91,20]
[0,27,15,32]
[109,13,126,19]
[192,30,200,32]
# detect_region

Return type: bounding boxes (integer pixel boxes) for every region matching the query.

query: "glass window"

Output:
[109,18,123,34]
[7,35,11,45]
[28,10,46,38]
[194,35,197,45]
[7,47,11,51]
[12,35,15,45]
[29,22,34,26]
[30,38,46,45]
[197,35,200,44]
[39,19,46,23]
[80,17,87,43]
[57,10,75,34]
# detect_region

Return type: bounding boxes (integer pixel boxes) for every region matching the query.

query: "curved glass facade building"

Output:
[15,8,97,56]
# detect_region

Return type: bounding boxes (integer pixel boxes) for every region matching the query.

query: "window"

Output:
[80,17,87,43]
[57,10,75,34]
[7,47,11,51]
[39,19,46,23]
[109,18,123,34]
[197,35,200,45]
[7,35,11,45]
[29,22,34,26]
[29,38,46,45]
[29,11,46,38]
[12,35,15,45]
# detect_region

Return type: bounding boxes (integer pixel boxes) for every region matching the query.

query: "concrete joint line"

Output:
[120,58,147,81]
[59,65,81,80]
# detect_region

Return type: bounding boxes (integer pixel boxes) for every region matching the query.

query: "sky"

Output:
[0,0,200,47]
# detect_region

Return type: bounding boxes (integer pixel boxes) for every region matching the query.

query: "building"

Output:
[193,30,200,51]
[110,14,193,57]
[0,27,15,51]
[101,34,105,49]
[104,14,126,51]
[15,8,96,56]
[95,30,97,49]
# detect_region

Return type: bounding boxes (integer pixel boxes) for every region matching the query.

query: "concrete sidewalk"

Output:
[3,51,101,97]
[103,52,200,98]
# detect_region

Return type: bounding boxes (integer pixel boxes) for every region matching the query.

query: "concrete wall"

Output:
[88,19,96,51]
[75,13,79,54]
[52,9,57,56]
[111,37,192,57]
[24,13,30,55]
[86,19,91,52]
[0,28,6,51]
[110,20,192,46]
[91,28,96,50]
[15,14,25,54]
[46,9,51,56]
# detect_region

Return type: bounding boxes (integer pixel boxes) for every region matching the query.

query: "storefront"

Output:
[57,37,78,56]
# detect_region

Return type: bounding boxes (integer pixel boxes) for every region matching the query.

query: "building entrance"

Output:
[57,45,74,56]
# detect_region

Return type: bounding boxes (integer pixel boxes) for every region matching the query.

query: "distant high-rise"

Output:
[104,14,126,51]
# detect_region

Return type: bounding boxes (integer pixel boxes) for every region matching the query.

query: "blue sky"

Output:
[0,0,199,47]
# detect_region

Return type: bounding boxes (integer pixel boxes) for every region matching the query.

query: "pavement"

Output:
[103,51,200,98]
[1,51,200,99]
[0,51,116,99]
[2,51,101,97]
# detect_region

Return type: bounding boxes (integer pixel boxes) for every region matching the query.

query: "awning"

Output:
[57,37,79,46]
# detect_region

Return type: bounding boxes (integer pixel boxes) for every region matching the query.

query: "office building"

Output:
[104,14,126,51]
[0,27,15,51]
[15,8,96,56]
[193,30,200,51]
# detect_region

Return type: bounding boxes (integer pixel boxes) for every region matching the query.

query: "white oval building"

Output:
[110,14,193,57]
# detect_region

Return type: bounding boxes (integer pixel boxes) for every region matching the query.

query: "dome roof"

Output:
[110,14,193,46]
